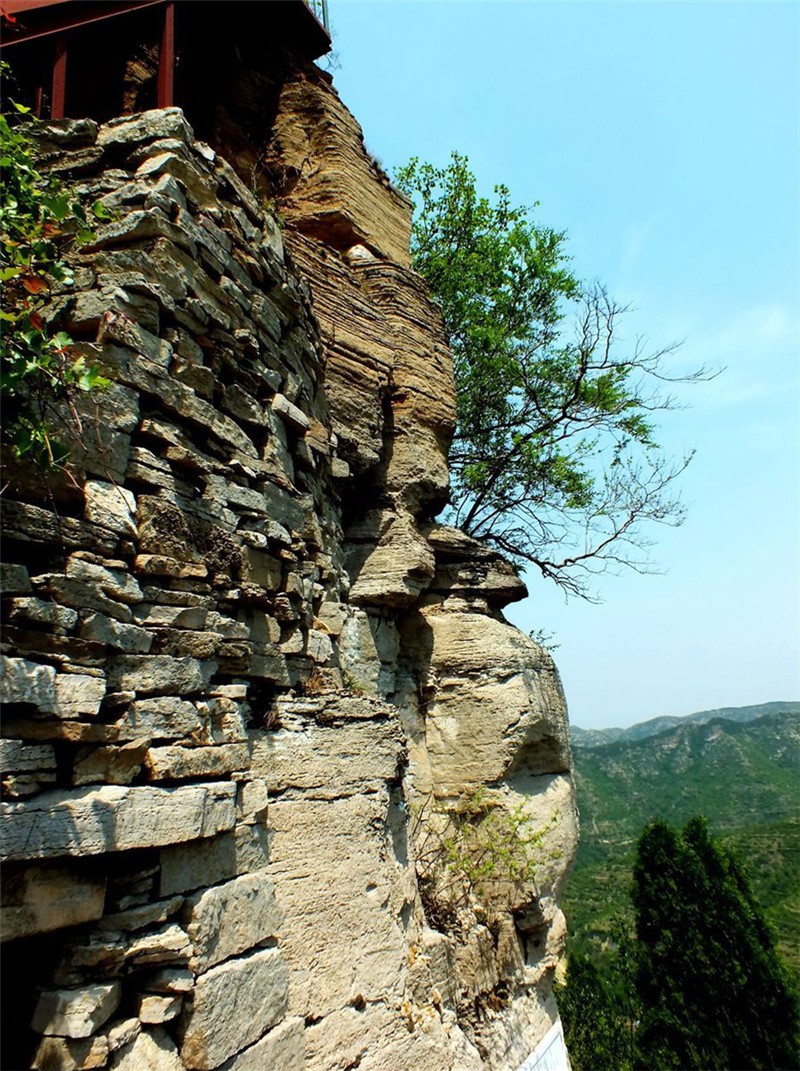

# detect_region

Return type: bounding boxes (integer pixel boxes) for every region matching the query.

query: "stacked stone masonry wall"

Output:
[0,63,578,1071]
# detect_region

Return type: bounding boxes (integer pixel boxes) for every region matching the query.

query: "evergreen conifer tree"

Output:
[632,816,799,1070]
[559,951,635,1071]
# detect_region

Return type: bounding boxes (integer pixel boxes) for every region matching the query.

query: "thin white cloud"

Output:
[619,212,663,277]
[676,302,799,409]
[700,302,797,363]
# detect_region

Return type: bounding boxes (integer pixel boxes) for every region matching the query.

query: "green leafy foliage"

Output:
[633,817,799,1070]
[413,788,552,932]
[0,83,108,468]
[560,817,799,1070]
[396,153,710,598]
[559,937,637,1071]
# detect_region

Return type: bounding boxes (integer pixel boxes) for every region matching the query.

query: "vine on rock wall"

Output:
[0,84,109,469]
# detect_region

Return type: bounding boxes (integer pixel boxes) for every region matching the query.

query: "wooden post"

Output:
[51,36,66,118]
[157,0,175,108]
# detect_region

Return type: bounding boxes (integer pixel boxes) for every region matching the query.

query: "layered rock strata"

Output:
[0,63,577,1071]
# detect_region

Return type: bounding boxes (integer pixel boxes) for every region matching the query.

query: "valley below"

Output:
[564,702,800,979]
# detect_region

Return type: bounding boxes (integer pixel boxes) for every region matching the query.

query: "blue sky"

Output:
[325,1,799,729]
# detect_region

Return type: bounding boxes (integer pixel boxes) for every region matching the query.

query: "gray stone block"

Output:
[0,783,236,860]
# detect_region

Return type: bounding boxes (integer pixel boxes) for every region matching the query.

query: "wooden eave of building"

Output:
[0,0,329,53]
[1,0,330,119]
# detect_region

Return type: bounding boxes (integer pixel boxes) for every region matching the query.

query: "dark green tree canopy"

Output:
[560,817,799,1070]
[633,816,799,1070]
[396,153,709,598]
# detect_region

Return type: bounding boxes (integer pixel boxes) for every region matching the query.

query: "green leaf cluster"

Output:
[396,153,709,598]
[0,74,108,467]
[414,788,553,931]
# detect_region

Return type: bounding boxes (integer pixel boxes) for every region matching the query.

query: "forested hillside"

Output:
[564,709,800,977]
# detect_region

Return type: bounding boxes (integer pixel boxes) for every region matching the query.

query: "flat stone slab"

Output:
[32,982,121,1038]
[186,868,282,974]
[0,655,56,709]
[217,1016,304,1071]
[0,783,236,861]
[1,864,106,942]
[179,947,288,1069]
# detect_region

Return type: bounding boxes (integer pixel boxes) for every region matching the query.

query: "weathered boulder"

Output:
[404,609,571,793]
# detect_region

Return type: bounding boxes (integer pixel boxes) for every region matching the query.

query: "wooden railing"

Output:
[305,0,329,33]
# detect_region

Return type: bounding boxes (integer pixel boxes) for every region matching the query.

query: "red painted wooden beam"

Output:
[51,35,66,118]
[0,0,165,48]
[156,0,174,108]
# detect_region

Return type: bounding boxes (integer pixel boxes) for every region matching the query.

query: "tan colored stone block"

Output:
[111,1026,184,1070]
[0,783,236,860]
[138,993,182,1023]
[0,740,57,773]
[84,480,137,536]
[118,697,203,741]
[32,982,121,1038]
[159,824,269,898]
[32,1034,109,1070]
[186,869,282,974]
[217,1016,305,1071]
[52,674,107,719]
[0,655,56,710]
[107,655,216,695]
[126,923,192,968]
[179,948,288,1069]
[6,597,78,630]
[106,1018,141,1053]
[72,739,148,786]
[1,864,106,942]
[145,744,249,781]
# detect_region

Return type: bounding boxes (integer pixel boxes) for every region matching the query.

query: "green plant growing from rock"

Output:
[414,788,554,933]
[0,76,109,468]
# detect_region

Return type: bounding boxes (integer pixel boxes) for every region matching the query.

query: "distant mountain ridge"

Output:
[570,700,800,748]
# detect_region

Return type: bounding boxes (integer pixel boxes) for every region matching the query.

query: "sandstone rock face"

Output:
[0,61,577,1071]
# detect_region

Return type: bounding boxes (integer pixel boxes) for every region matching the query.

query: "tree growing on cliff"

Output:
[396,153,709,598]
[559,949,636,1071]
[632,816,799,1070]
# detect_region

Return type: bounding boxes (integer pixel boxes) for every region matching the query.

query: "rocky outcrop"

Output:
[0,61,577,1071]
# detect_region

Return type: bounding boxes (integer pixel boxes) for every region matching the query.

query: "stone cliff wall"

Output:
[0,63,578,1071]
